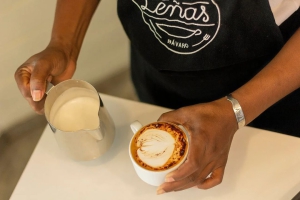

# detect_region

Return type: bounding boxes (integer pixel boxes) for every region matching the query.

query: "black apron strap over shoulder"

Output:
[118,0,284,71]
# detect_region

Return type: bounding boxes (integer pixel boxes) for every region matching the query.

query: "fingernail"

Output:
[165,176,175,182]
[156,189,165,195]
[32,90,43,101]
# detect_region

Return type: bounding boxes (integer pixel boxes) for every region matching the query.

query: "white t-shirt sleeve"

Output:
[269,0,300,25]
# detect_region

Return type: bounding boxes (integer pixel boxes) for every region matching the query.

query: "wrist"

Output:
[226,94,245,129]
[47,39,79,63]
[213,97,240,133]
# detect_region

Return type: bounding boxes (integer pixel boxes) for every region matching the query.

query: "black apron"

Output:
[118,0,283,71]
[117,0,300,136]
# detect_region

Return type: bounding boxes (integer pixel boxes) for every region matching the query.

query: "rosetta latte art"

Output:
[137,129,175,168]
[131,122,188,171]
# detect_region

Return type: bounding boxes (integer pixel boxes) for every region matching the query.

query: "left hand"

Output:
[156,97,238,194]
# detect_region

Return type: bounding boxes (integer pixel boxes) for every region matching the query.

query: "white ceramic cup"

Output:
[129,121,189,186]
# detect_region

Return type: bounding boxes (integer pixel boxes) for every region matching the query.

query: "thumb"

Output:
[30,62,52,101]
[158,109,186,125]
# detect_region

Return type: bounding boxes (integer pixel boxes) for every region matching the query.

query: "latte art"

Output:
[131,122,188,171]
[137,129,175,168]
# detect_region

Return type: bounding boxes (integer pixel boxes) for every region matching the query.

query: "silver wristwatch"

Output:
[226,94,245,129]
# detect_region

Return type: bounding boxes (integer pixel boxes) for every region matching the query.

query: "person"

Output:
[14,0,300,195]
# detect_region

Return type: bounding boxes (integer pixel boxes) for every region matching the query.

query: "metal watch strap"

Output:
[226,94,245,129]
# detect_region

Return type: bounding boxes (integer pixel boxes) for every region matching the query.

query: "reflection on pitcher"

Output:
[44,79,115,161]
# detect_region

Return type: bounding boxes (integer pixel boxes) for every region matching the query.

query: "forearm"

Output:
[48,0,100,61]
[232,28,300,125]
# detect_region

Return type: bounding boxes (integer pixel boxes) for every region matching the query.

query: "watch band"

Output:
[226,94,245,129]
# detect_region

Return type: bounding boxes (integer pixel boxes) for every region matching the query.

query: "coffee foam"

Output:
[131,122,188,171]
[137,129,175,168]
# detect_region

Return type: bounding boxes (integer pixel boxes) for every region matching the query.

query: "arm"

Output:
[234,28,300,124]
[157,28,300,193]
[49,0,100,63]
[15,0,100,114]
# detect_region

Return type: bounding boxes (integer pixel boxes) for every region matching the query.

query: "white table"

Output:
[10,94,300,200]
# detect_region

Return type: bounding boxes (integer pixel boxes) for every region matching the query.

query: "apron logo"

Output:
[132,0,220,55]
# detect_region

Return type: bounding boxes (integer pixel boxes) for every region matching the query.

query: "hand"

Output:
[156,98,238,194]
[14,45,76,114]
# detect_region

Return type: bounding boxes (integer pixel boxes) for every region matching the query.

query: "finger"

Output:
[167,162,224,192]
[196,167,225,189]
[158,109,186,125]
[158,158,221,193]
[173,162,215,192]
[158,109,202,182]
[15,66,31,95]
[15,64,49,113]
[30,62,52,101]
[157,165,210,194]
[25,95,46,115]
[164,158,199,183]
[164,129,208,182]
[162,173,202,193]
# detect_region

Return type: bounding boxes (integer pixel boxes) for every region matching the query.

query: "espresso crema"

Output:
[131,122,188,171]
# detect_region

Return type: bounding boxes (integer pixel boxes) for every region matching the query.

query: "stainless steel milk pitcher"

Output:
[44,79,115,161]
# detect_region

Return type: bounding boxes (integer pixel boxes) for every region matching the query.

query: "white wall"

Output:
[0,0,129,132]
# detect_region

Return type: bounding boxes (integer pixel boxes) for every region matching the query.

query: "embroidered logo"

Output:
[132,0,220,54]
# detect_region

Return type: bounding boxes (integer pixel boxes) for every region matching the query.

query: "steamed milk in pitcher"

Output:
[45,80,115,161]
[49,87,100,132]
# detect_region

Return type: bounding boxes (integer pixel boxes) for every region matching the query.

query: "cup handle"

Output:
[130,121,143,134]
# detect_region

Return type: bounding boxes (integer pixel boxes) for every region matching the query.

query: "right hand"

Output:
[14,45,76,114]
[156,98,237,193]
